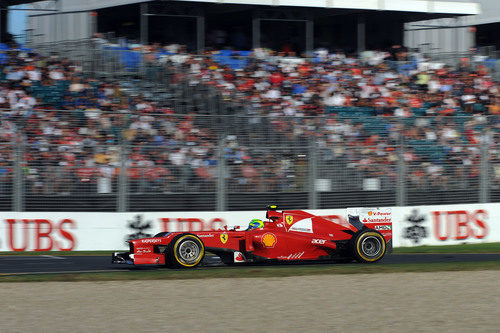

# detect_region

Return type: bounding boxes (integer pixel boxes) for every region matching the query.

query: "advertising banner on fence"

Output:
[392,204,492,247]
[0,203,498,251]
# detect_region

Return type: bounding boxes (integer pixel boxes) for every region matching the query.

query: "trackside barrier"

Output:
[0,203,498,251]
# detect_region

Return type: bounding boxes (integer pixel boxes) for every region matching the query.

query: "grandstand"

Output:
[0,0,497,213]
[0,38,498,211]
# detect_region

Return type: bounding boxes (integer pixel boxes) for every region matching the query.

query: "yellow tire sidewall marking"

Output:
[173,235,205,267]
[356,232,385,262]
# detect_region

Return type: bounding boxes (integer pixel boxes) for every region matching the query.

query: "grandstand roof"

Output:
[22,0,480,16]
[4,0,40,6]
[177,0,480,15]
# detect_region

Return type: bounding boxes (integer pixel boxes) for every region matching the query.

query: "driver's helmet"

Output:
[247,219,264,230]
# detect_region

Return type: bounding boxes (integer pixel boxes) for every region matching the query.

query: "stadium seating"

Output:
[212,50,250,70]
[0,44,497,203]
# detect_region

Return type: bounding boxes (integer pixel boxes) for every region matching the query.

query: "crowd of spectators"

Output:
[164,45,499,192]
[0,46,222,195]
[0,40,499,198]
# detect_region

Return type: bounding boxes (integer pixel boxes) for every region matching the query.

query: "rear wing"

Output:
[266,209,283,221]
[347,208,392,232]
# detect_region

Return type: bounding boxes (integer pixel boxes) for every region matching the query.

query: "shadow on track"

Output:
[1,253,500,275]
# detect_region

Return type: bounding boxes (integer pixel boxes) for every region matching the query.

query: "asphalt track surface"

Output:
[1,253,500,275]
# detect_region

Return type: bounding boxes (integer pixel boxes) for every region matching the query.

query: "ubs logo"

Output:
[403,209,427,244]
[126,215,153,244]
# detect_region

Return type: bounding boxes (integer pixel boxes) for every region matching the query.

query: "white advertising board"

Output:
[390,204,493,248]
[0,203,498,251]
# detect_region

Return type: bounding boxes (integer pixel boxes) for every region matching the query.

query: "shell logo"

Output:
[368,211,372,216]
[262,233,277,248]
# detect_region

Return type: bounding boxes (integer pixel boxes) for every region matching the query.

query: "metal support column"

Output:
[12,137,24,212]
[0,5,5,44]
[117,140,128,212]
[308,140,318,209]
[479,139,490,203]
[396,136,406,206]
[252,16,260,49]
[197,14,205,53]
[357,13,366,55]
[216,138,226,211]
[305,18,314,55]
[90,11,98,38]
[140,3,149,45]
[54,0,61,42]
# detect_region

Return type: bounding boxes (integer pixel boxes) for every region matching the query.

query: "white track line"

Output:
[0,256,66,261]
[0,270,119,276]
[0,256,67,261]
[40,255,67,260]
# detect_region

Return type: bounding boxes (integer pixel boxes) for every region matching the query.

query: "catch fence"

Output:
[0,111,498,211]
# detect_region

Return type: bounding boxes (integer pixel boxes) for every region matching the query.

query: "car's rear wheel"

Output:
[168,234,205,268]
[352,230,386,263]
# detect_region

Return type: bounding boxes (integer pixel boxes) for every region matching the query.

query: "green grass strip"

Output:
[1,260,500,283]
[393,242,500,254]
[0,251,114,256]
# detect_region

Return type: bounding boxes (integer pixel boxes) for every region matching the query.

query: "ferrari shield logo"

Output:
[220,233,228,244]
[286,215,294,225]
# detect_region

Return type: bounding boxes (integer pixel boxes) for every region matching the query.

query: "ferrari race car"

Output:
[112,206,392,268]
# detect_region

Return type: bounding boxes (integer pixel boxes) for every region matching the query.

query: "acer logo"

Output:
[312,239,327,245]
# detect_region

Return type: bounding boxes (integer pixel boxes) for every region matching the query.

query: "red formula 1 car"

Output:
[112,206,392,268]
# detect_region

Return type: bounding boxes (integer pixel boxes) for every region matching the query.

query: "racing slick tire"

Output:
[167,234,205,268]
[351,229,386,263]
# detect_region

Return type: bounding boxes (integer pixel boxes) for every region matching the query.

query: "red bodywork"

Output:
[119,209,392,265]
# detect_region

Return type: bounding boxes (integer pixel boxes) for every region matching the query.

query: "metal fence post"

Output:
[396,134,406,206]
[117,140,128,212]
[12,137,24,212]
[308,139,318,209]
[479,132,490,203]
[216,138,226,211]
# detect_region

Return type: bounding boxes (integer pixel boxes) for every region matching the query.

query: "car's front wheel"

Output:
[352,230,386,263]
[168,234,205,268]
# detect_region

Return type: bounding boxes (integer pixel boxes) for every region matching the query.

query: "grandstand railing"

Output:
[22,39,500,81]
[3,41,499,210]
[0,111,498,211]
